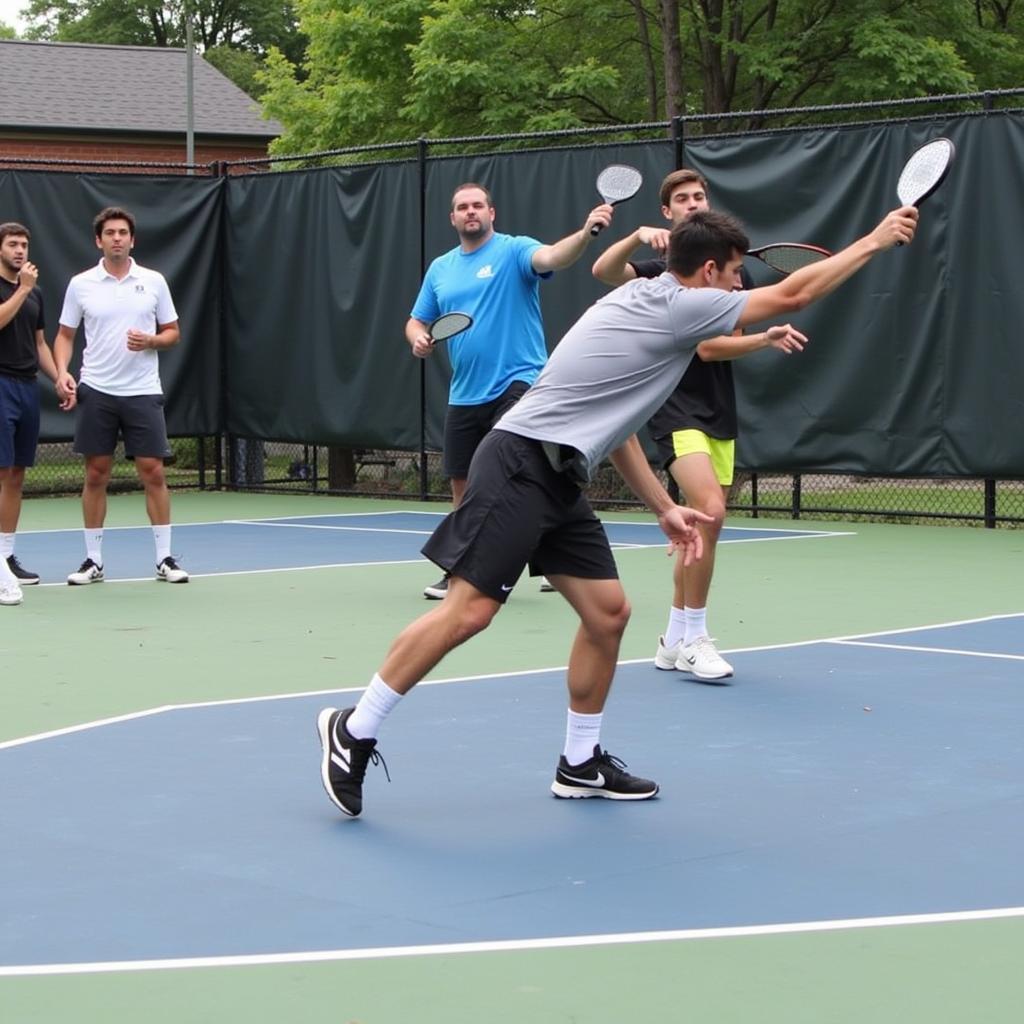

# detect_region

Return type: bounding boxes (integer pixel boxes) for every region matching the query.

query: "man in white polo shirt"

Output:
[53,206,188,585]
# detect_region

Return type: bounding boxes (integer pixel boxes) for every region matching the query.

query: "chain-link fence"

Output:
[28,437,1017,529]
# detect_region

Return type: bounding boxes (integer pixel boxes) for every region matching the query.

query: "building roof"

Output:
[0,39,281,139]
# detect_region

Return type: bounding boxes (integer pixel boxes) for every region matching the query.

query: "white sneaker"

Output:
[156,556,189,583]
[539,576,556,592]
[0,580,23,606]
[67,558,104,585]
[654,635,683,670]
[678,636,733,680]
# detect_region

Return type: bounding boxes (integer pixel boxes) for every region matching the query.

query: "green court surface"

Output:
[2,491,1021,1022]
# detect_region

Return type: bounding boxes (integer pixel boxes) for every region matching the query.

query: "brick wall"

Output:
[0,134,274,174]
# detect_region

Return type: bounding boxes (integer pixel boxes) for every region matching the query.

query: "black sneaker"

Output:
[423,575,449,600]
[7,555,39,585]
[551,745,659,801]
[316,707,388,817]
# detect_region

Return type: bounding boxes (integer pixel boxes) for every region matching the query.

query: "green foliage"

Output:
[254,0,1024,154]
[204,42,265,97]
[0,20,17,39]
[23,0,305,60]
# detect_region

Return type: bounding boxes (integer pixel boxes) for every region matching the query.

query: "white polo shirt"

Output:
[59,258,178,396]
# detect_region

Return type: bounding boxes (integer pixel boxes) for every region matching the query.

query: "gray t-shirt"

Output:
[496,273,748,480]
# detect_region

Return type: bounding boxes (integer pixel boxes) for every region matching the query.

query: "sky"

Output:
[0,0,29,33]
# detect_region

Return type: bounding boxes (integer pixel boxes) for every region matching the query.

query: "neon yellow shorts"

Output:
[667,429,735,486]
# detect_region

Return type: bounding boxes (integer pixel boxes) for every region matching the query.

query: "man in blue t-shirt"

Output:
[407,182,612,599]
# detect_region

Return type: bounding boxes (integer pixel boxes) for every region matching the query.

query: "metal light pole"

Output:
[185,0,195,171]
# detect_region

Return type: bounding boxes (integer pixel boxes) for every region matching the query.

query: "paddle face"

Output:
[591,164,643,235]
[428,312,473,344]
[596,164,643,205]
[746,243,833,276]
[896,137,955,207]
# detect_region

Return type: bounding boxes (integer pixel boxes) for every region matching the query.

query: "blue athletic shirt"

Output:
[410,232,551,406]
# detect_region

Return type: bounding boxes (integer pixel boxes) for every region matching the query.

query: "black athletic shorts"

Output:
[442,379,530,479]
[73,382,172,459]
[422,429,618,603]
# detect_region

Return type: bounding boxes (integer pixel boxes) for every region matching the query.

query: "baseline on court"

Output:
[11,511,851,584]
[1,613,1020,973]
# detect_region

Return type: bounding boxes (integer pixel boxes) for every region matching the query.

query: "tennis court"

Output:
[2,490,1021,1022]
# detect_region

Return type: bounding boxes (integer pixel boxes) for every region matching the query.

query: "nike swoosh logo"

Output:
[560,771,605,787]
[500,584,514,592]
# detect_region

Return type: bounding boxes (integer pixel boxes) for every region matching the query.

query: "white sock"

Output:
[153,525,172,563]
[84,529,103,565]
[564,709,602,766]
[683,606,708,647]
[347,673,403,739]
[0,533,14,558]
[663,606,687,648]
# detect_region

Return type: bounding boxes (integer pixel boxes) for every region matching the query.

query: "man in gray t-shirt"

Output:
[314,205,918,820]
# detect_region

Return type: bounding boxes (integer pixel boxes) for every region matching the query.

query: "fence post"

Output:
[792,474,802,520]
[417,137,429,501]
[984,479,996,528]
[215,159,230,490]
[672,115,685,170]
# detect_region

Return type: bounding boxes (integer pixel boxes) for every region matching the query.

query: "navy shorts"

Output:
[423,430,618,603]
[0,373,41,469]
[73,383,172,459]
[442,379,530,479]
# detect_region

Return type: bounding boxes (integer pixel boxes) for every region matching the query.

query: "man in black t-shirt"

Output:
[0,222,62,602]
[593,170,805,682]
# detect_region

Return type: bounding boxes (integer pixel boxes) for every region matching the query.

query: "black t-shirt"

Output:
[0,277,46,380]
[630,257,753,440]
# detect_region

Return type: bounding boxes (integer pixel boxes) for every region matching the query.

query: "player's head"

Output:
[660,169,710,225]
[93,206,136,240]
[93,206,135,261]
[668,210,748,290]
[0,222,30,275]
[450,183,495,243]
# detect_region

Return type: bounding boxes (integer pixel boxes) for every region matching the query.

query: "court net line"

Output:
[827,639,1024,661]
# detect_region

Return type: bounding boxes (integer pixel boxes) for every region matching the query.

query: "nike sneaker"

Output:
[550,745,659,800]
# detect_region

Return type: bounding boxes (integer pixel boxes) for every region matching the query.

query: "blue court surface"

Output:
[2,613,1021,971]
[15,511,849,584]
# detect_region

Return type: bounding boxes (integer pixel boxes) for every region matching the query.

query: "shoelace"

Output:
[690,636,721,657]
[349,743,391,784]
[594,749,629,775]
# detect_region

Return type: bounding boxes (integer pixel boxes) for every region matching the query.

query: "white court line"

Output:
[17,503,857,539]
[32,558,429,588]
[2,610,1022,976]
[4,612,1021,751]
[828,640,1024,662]
[14,509,443,535]
[225,520,435,536]
[2,905,1022,977]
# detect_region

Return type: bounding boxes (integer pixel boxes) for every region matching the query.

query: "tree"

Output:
[257,0,1024,155]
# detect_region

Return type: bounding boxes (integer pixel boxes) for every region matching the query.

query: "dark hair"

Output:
[0,222,30,244]
[659,169,709,209]
[93,206,136,238]
[451,182,493,209]
[667,210,749,276]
